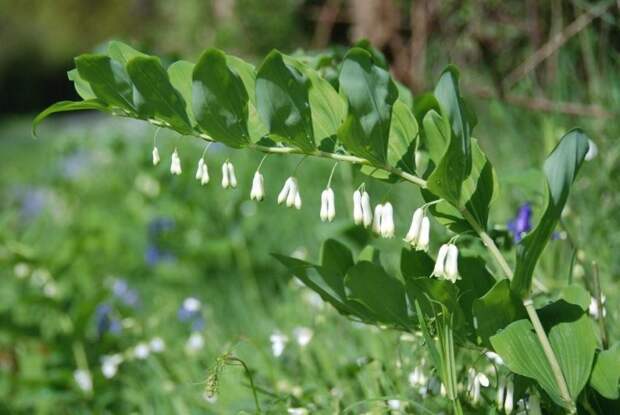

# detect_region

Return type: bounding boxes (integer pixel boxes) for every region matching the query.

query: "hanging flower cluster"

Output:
[152,147,466,283]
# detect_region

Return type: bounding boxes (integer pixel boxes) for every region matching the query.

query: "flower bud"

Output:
[380,202,394,238]
[416,217,430,251]
[405,208,424,243]
[170,149,182,175]
[433,244,449,278]
[227,162,237,188]
[326,188,335,221]
[444,244,460,282]
[152,146,160,166]
[372,204,383,234]
[221,162,229,188]
[200,163,210,185]
[195,158,204,180]
[278,177,293,205]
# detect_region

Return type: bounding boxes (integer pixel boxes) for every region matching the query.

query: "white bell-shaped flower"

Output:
[353,190,363,225]
[320,188,335,222]
[372,204,384,234]
[195,158,205,180]
[380,202,394,238]
[433,244,450,278]
[417,217,430,251]
[221,162,230,188]
[170,149,182,175]
[286,178,298,207]
[444,244,460,282]
[227,162,237,188]
[152,146,160,166]
[200,163,209,185]
[497,377,506,410]
[504,379,514,414]
[250,171,264,201]
[294,191,302,210]
[361,191,372,228]
[405,208,424,243]
[277,177,294,205]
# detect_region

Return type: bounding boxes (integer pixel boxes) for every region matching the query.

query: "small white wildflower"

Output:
[497,377,506,409]
[287,408,308,415]
[227,161,237,188]
[476,373,490,387]
[270,331,289,357]
[320,188,335,222]
[185,332,205,354]
[133,342,150,359]
[372,204,384,234]
[405,208,424,244]
[504,379,514,414]
[170,149,182,175]
[294,191,302,210]
[183,297,202,312]
[417,217,430,251]
[101,354,123,379]
[588,295,606,318]
[195,158,205,180]
[14,262,31,279]
[485,351,504,365]
[73,369,93,392]
[353,190,363,224]
[380,202,395,238]
[409,367,427,386]
[293,326,313,347]
[149,337,165,353]
[278,177,294,204]
[250,171,265,201]
[432,244,449,278]
[387,399,402,410]
[433,244,460,282]
[152,146,160,166]
[585,139,598,161]
[361,191,373,227]
[200,162,210,185]
[444,244,460,282]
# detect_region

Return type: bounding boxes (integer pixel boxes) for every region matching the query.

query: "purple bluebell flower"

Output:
[112,279,140,308]
[177,297,205,330]
[148,217,175,238]
[20,188,48,219]
[95,303,122,336]
[144,244,175,266]
[507,203,533,243]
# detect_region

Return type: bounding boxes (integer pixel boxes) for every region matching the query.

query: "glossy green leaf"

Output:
[168,60,195,126]
[426,66,473,205]
[424,139,497,232]
[405,277,462,326]
[512,129,590,297]
[320,239,354,277]
[344,261,409,328]
[126,56,192,134]
[591,343,620,399]
[67,68,95,100]
[387,100,418,173]
[338,47,398,165]
[192,48,250,147]
[285,56,346,147]
[32,100,110,136]
[256,50,314,152]
[472,279,526,347]
[422,109,450,164]
[400,248,434,280]
[455,255,496,331]
[75,54,136,113]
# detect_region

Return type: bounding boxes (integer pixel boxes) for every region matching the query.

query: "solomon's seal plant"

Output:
[35,40,617,413]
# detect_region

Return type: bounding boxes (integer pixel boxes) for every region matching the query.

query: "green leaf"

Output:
[168,60,196,126]
[472,279,526,347]
[226,55,268,142]
[67,68,95,100]
[344,261,409,328]
[455,255,496,332]
[491,301,598,409]
[338,47,398,165]
[405,277,462,326]
[320,239,354,277]
[75,54,136,113]
[107,40,147,65]
[256,50,315,152]
[126,56,192,134]
[32,100,110,136]
[422,109,450,164]
[426,66,473,206]
[591,343,620,399]
[400,248,434,280]
[192,48,251,147]
[424,139,497,232]
[284,56,346,147]
[512,129,590,297]
[388,100,418,173]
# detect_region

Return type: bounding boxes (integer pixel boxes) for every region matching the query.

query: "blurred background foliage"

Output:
[1,0,619,413]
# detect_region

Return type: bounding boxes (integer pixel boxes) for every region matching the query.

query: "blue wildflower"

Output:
[507,203,533,243]
[112,279,140,308]
[95,303,122,336]
[177,297,205,330]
